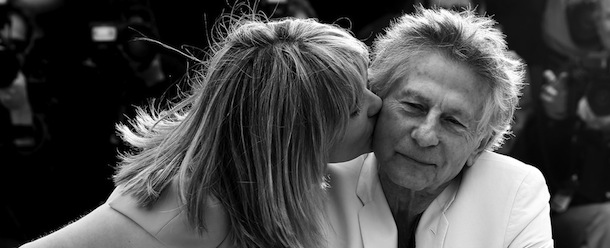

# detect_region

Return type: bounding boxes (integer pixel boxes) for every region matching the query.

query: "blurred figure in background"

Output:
[1,0,181,245]
[0,2,45,154]
[539,0,610,247]
[102,1,184,144]
[0,2,53,246]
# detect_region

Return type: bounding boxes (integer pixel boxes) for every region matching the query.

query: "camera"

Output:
[91,23,119,43]
[87,2,160,70]
[87,18,159,70]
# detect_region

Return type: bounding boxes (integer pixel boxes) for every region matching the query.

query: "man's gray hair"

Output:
[369,6,526,150]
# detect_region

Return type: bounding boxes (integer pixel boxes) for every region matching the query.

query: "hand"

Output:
[0,71,33,125]
[540,70,569,120]
[577,97,610,131]
[0,71,30,110]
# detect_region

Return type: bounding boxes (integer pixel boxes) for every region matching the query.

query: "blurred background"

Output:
[1,0,609,247]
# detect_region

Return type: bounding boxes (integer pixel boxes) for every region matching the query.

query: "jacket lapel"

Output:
[356,154,398,248]
[415,175,460,247]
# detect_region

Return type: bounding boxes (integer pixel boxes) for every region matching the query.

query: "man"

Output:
[324,6,553,248]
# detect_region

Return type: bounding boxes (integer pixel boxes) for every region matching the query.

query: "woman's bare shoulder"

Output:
[19,203,164,248]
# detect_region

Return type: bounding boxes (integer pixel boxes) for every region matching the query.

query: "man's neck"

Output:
[379,172,445,218]
[379,172,452,248]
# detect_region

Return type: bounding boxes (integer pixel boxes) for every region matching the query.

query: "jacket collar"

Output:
[356,153,398,248]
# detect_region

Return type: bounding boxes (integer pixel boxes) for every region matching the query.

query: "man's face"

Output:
[373,52,489,193]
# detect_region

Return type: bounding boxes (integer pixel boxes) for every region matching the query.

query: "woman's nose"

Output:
[366,91,382,117]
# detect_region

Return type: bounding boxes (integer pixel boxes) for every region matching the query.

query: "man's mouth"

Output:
[398,153,436,166]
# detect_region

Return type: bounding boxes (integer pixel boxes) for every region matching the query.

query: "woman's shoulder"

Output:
[107,184,232,248]
[20,203,164,248]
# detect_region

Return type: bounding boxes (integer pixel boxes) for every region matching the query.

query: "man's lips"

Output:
[398,153,436,166]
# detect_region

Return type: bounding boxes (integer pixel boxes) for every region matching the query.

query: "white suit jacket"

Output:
[324,151,554,248]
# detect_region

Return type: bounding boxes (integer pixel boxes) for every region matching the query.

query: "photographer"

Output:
[0,3,47,155]
[540,0,610,247]
[0,2,55,245]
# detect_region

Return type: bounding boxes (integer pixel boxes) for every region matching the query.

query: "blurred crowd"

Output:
[0,0,190,246]
[1,0,609,247]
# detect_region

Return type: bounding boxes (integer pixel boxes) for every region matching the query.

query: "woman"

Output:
[20,12,381,248]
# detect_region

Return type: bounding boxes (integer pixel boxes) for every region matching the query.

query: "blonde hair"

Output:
[112,13,369,248]
[369,6,525,150]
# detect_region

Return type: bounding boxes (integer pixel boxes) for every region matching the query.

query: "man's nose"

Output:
[411,116,440,147]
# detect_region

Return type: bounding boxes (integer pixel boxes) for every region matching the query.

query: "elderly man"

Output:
[324,7,554,248]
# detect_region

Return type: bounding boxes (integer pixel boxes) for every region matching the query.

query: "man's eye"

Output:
[404,102,425,113]
[445,117,464,127]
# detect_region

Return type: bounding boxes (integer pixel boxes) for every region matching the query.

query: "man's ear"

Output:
[466,135,492,167]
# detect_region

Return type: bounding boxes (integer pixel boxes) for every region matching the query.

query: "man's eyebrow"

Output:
[445,107,473,122]
[398,89,430,105]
